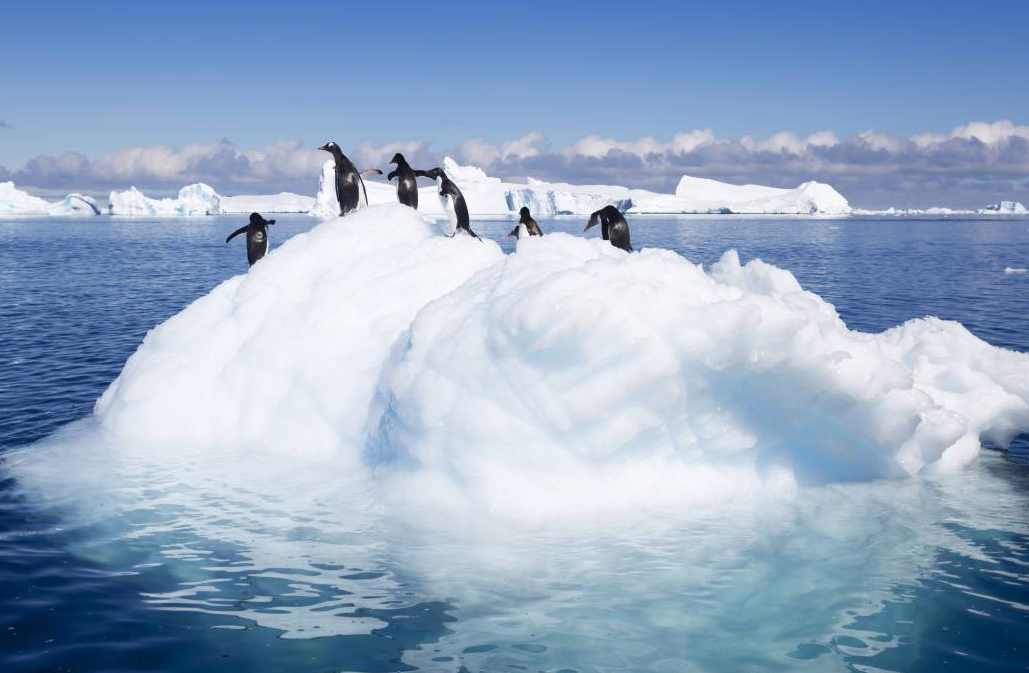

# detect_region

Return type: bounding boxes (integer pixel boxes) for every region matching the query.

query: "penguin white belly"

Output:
[439,192,459,235]
[517,223,529,239]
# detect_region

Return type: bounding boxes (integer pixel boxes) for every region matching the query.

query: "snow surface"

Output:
[81,204,1029,520]
[313,157,852,219]
[0,181,100,216]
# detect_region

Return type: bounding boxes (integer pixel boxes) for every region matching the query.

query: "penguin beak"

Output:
[317,144,328,152]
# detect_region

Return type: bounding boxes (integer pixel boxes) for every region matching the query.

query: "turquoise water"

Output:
[1,214,1028,672]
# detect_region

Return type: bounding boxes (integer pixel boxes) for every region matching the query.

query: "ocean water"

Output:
[1,213,1028,672]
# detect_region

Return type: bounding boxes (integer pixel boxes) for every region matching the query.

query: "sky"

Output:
[1,0,1028,208]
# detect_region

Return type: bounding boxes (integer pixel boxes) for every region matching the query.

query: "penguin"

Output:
[420,167,480,240]
[317,141,382,216]
[387,153,422,209]
[225,212,275,266]
[507,206,544,239]
[584,205,632,252]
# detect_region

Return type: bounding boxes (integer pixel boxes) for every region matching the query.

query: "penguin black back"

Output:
[388,152,420,209]
[584,205,632,252]
[422,167,480,240]
[318,141,365,216]
[225,212,275,266]
[508,206,544,238]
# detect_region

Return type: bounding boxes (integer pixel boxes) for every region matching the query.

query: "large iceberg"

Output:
[667,175,851,214]
[79,204,1029,520]
[0,181,100,216]
[313,157,852,219]
[108,183,221,216]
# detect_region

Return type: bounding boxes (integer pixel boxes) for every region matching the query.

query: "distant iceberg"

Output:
[852,201,1029,217]
[108,184,221,216]
[314,156,853,219]
[108,185,315,216]
[218,192,315,214]
[0,181,100,216]
[980,201,1027,215]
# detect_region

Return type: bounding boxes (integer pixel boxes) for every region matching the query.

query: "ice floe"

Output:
[46,203,1029,520]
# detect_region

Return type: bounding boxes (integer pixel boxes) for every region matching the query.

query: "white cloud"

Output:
[5,121,1028,208]
[911,120,1029,147]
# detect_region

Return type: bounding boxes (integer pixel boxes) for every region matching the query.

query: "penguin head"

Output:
[317,141,342,156]
[518,207,531,222]
[422,167,445,180]
[584,208,604,232]
[249,212,275,227]
[389,153,405,165]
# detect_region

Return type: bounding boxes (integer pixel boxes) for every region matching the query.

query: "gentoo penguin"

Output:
[421,167,480,240]
[387,153,422,209]
[584,205,632,252]
[317,141,382,216]
[507,206,544,239]
[225,212,275,266]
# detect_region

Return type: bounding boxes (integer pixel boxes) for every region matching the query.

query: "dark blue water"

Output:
[1,214,1028,672]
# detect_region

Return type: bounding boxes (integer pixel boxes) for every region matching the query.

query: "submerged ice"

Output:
[67,203,1029,518]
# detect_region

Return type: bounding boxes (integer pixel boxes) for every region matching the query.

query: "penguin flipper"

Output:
[225,226,247,243]
[413,170,433,178]
[387,170,398,182]
[507,226,518,237]
[361,169,383,177]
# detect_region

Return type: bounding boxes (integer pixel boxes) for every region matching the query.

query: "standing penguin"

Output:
[317,141,382,216]
[225,212,275,266]
[584,205,632,252]
[387,153,422,209]
[421,167,480,240]
[508,206,544,239]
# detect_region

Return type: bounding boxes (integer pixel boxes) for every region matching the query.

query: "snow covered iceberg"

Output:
[108,183,221,216]
[667,175,851,214]
[313,157,852,219]
[84,204,1029,520]
[0,181,100,216]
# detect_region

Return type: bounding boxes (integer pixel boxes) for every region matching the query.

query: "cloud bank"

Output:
[3,121,1028,208]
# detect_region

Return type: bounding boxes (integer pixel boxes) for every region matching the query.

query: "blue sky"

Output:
[1,0,1028,207]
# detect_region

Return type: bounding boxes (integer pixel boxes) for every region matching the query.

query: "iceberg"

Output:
[218,192,315,214]
[313,157,852,219]
[665,176,851,214]
[68,204,1029,521]
[0,181,100,216]
[980,201,1028,214]
[851,206,973,216]
[108,183,221,216]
